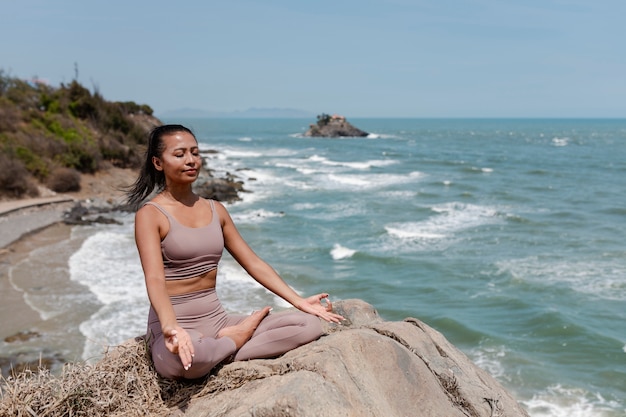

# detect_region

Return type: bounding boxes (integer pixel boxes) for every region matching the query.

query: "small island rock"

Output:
[304,114,369,137]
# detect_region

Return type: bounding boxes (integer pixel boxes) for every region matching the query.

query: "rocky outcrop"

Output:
[193,167,248,203]
[304,114,369,137]
[174,299,528,417]
[0,299,529,416]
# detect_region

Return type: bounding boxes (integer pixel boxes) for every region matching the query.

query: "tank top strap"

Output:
[144,201,174,221]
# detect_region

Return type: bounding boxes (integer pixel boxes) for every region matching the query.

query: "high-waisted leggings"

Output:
[147,288,323,380]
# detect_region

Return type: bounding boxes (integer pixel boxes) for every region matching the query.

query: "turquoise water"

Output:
[12,118,625,416]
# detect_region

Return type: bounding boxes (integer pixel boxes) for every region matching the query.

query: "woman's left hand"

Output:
[298,293,345,323]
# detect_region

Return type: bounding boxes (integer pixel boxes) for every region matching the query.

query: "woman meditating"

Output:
[126,124,344,380]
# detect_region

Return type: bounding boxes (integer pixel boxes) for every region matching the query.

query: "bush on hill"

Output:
[0,70,160,199]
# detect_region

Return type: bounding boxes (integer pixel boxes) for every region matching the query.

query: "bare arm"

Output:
[215,201,344,323]
[135,205,194,368]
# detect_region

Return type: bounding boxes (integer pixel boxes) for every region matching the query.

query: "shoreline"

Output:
[0,168,137,376]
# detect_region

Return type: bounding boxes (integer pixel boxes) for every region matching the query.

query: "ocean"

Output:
[7,118,626,416]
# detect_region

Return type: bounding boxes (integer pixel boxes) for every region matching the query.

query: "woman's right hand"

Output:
[163,325,195,370]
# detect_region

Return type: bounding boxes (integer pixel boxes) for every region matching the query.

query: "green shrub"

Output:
[15,146,49,179]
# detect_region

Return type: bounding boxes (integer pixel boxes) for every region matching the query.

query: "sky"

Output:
[1,0,625,118]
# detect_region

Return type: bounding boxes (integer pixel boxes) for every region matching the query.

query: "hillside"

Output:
[0,70,161,200]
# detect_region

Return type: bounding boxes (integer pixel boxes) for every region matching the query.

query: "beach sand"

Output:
[0,167,137,375]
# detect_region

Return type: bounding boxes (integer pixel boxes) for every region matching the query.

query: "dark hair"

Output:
[125,124,196,209]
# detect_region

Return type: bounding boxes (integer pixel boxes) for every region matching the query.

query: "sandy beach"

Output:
[0,168,137,375]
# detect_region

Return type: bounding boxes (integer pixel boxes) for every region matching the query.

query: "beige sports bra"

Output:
[145,200,223,280]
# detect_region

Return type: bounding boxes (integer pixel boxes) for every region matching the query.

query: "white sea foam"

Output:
[330,244,356,260]
[295,167,318,175]
[469,166,494,173]
[291,202,320,210]
[301,201,367,221]
[468,344,508,381]
[385,202,503,244]
[495,257,626,301]
[325,171,423,190]
[379,190,419,199]
[552,137,570,147]
[230,209,285,224]
[522,385,621,417]
[68,226,148,360]
[306,154,398,170]
[219,149,264,158]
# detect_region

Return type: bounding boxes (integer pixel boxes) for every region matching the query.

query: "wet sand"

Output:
[0,167,136,375]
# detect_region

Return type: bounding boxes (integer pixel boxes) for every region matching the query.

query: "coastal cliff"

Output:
[304,114,369,137]
[0,300,529,417]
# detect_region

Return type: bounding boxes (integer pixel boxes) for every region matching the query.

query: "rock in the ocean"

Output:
[304,114,369,137]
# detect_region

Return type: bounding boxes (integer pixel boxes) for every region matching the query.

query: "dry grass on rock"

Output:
[0,337,276,417]
[0,338,175,416]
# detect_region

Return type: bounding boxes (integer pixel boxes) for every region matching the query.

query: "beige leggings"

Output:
[147,288,323,380]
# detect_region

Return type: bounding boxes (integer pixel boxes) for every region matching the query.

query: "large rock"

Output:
[175,300,529,417]
[193,169,247,203]
[304,114,369,137]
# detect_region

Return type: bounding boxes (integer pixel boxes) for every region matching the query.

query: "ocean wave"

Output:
[230,209,285,224]
[551,137,570,147]
[330,243,357,260]
[306,154,399,170]
[68,227,148,360]
[496,256,626,301]
[385,202,504,243]
[522,384,622,417]
[326,171,424,190]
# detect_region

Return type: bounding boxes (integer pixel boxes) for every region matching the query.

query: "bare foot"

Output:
[217,307,271,349]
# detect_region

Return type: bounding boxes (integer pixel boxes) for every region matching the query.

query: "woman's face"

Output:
[153,131,201,184]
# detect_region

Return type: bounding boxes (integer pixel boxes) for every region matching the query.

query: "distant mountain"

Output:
[158,107,315,119]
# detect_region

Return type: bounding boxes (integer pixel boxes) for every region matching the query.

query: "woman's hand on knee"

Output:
[163,325,195,370]
[299,293,345,323]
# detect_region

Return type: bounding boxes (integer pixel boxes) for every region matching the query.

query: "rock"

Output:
[0,300,529,416]
[0,350,66,378]
[174,299,529,417]
[304,114,369,137]
[62,202,123,225]
[4,330,40,343]
[193,170,247,203]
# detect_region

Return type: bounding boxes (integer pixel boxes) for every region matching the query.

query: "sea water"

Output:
[14,118,626,416]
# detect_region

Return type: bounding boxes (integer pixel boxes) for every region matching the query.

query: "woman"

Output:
[126,124,344,380]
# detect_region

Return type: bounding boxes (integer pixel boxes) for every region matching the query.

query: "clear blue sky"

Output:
[2,0,624,118]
